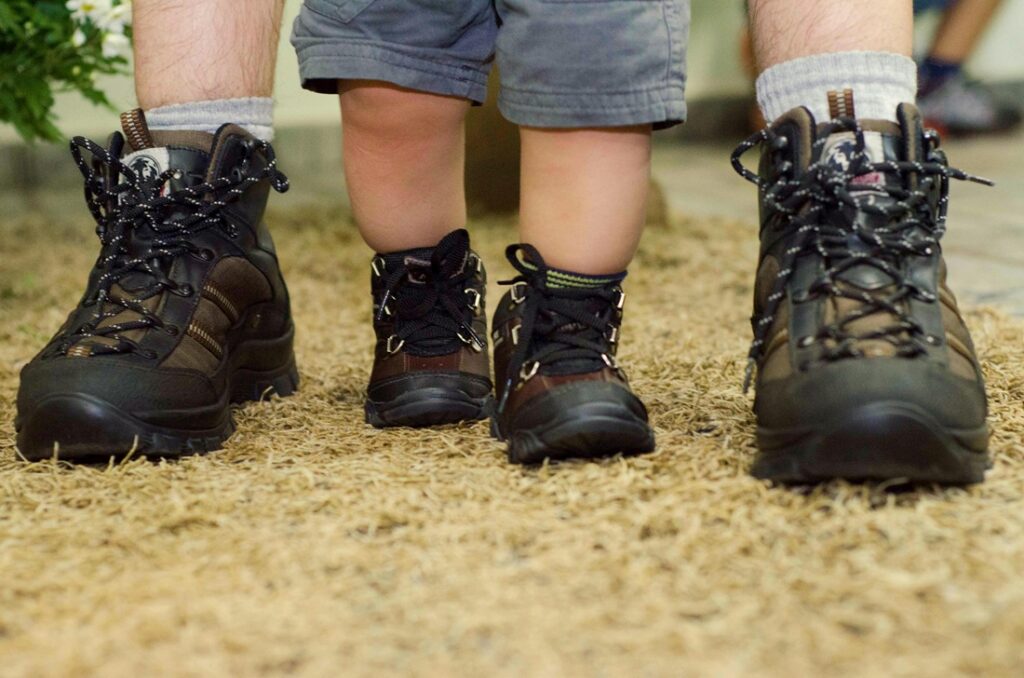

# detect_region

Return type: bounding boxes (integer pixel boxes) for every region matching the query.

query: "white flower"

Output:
[66,0,113,24]
[98,2,132,34]
[101,31,130,59]
[71,28,87,47]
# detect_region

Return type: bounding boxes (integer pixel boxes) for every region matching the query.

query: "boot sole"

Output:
[15,347,299,463]
[365,388,493,429]
[492,390,655,465]
[753,400,990,485]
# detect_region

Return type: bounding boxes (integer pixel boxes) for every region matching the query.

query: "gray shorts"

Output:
[291,0,690,128]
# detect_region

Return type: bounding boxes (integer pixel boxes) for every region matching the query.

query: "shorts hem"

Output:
[295,42,490,103]
[497,85,688,129]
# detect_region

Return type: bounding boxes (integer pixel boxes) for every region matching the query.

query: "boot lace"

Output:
[57,135,289,358]
[731,117,992,391]
[497,244,623,413]
[375,229,484,356]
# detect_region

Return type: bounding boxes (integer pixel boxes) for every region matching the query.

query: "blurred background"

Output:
[2,0,1023,308]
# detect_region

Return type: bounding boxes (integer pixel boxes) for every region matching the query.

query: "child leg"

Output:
[488,0,688,463]
[340,81,470,252]
[519,126,652,275]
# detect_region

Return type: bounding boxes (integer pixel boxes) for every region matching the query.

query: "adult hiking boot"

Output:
[731,97,992,484]
[366,229,492,427]
[491,245,654,464]
[15,110,298,461]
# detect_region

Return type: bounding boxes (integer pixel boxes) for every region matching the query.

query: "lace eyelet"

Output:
[468,253,484,275]
[465,288,482,314]
[798,336,815,348]
[510,282,528,305]
[174,284,194,297]
[165,325,180,336]
[142,349,159,359]
[925,334,942,346]
[457,327,485,352]
[613,288,626,311]
[386,335,404,354]
[519,361,540,383]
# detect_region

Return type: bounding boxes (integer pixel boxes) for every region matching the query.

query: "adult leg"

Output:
[133,0,284,138]
[15,0,297,460]
[750,0,916,123]
[750,0,912,69]
[736,0,990,483]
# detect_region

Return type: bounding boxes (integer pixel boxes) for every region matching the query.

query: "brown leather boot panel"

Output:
[505,368,623,416]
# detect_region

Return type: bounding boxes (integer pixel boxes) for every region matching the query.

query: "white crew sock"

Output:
[145,97,275,141]
[756,51,917,124]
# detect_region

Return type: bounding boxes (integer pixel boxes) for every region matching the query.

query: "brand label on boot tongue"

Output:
[822,131,889,191]
[119,148,172,201]
[402,251,468,285]
[403,256,431,285]
[122,148,170,184]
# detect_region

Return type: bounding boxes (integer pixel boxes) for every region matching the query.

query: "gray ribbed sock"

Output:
[756,51,917,124]
[145,97,274,141]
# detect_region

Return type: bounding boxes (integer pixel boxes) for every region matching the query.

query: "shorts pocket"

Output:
[304,0,378,23]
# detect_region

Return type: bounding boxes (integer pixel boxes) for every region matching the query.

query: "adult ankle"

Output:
[755,51,918,124]
[145,97,275,140]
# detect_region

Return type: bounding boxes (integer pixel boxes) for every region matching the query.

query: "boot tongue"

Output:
[811,99,916,355]
[383,230,471,287]
[115,109,218,286]
[815,113,908,290]
[817,121,902,193]
[72,111,217,354]
[382,230,473,354]
[69,112,221,358]
[118,109,213,195]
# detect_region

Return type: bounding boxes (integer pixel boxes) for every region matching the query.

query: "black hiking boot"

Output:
[15,110,298,461]
[731,98,993,484]
[491,244,654,464]
[366,229,493,427]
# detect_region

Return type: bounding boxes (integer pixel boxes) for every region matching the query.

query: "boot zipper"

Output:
[187,322,224,359]
[120,108,154,150]
[202,282,239,323]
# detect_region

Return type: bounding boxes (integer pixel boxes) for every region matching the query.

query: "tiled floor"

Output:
[652,128,1024,314]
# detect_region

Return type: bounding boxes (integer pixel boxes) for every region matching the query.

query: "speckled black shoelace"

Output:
[731,117,993,391]
[497,244,623,413]
[57,136,289,358]
[375,229,484,356]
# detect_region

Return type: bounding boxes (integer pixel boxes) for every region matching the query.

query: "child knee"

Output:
[340,81,467,138]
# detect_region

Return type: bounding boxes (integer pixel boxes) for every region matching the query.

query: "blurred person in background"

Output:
[915,0,1022,134]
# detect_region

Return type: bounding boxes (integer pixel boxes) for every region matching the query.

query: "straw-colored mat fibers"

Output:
[2,204,1024,677]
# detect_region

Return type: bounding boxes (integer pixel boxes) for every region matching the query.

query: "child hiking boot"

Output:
[366,229,493,427]
[15,110,298,461]
[491,244,655,464]
[731,100,992,484]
